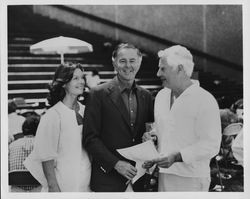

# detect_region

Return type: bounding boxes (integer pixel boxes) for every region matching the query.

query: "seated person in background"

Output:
[232,128,243,166]
[219,108,242,161]
[220,108,239,131]
[9,115,41,192]
[8,100,26,144]
[230,98,243,123]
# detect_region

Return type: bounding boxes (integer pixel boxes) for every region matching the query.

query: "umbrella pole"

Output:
[60,53,64,64]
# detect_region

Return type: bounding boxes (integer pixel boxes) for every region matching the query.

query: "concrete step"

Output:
[8,77,161,90]
[8,63,109,72]
[8,71,117,80]
[8,89,49,99]
[8,55,111,64]
[8,84,162,101]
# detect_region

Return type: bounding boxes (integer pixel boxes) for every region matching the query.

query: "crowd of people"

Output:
[8,43,244,192]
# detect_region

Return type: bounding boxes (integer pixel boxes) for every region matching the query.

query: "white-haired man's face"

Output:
[157,57,179,89]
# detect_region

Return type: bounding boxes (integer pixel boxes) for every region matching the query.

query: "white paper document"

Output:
[117,140,160,183]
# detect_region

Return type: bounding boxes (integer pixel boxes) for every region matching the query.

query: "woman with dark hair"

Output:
[24,63,91,192]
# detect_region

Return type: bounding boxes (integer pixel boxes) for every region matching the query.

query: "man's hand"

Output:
[153,152,182,168]
[142,131,157,143]
[114,160,137,181]
[142,160,155,169]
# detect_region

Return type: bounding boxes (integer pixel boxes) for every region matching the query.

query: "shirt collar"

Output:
[180,82,199,97]
[24,135,34,138]
[115,76,137,93]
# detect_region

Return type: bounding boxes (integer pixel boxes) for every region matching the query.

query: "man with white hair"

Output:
[143,45,221,191]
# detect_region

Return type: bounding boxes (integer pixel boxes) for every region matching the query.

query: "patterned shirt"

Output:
[116,77,138,131]
[9,136,39,191]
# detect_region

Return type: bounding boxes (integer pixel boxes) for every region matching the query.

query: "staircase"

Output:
[7,6,243,110]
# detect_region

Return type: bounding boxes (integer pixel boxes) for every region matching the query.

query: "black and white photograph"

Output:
[1,0,249,199]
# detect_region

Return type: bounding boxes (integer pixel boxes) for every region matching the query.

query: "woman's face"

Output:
[64,68,85,97]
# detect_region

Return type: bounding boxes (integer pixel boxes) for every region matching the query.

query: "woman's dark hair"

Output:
[22,115,40,136]
[47,63,85,106]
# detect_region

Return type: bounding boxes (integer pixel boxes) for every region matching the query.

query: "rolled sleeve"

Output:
[34,110,60,162]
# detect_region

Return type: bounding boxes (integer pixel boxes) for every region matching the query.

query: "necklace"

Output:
[72,102,80,112]
[73,103,83,125]
[62,100,83,125]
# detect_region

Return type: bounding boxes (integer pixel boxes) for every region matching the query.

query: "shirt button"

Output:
[132,138,135,142]
[100,166,106,173]
[131,123,134,126]
[131,110,133,113]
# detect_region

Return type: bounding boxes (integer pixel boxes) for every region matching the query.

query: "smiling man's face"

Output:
[113,48,142,82]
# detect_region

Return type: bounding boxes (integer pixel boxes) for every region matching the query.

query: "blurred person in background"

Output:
[230,98,243,123]
[24,63,91,192]
[230,99,243,165]
[232,127,243,166]
[86,68,101,89]
[220,108,239,131]
[8,100,25,143]
[219,106,243,163]
[143,45,221,191]
[9,115,41,192]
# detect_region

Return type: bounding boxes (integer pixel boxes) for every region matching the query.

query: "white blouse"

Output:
[24,101,91,192]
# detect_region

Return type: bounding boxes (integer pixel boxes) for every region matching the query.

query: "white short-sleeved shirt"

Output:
[25,101,91,192]
[8,113,25,136]
[154,84,221,177]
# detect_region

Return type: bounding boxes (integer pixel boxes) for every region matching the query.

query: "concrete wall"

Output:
[62,5,204,58]
[206,5,242,66]
[65,5,242,66]
[33,5,242,82]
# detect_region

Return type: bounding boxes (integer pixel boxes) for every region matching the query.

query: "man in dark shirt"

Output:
[83,43,154,192]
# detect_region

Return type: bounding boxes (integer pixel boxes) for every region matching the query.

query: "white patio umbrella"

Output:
[30,36,93,64]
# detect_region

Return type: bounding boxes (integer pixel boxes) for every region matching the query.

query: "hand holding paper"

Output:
[117,140,160,183]
[144,151,182,169]
[142,160,155,169]
[114,160,137,181]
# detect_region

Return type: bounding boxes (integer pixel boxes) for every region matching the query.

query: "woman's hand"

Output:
[42,160,61,192]
[48,183,61,192]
